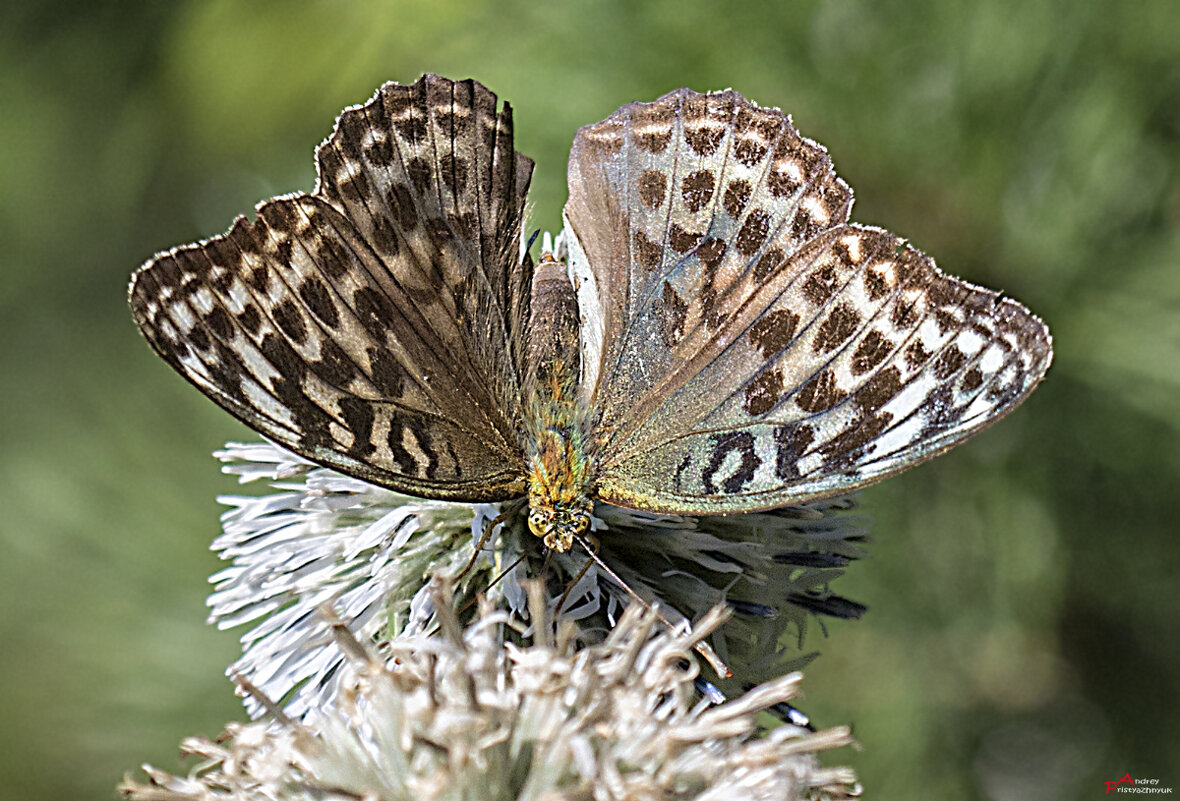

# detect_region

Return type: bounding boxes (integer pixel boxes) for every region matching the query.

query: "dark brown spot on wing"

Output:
[406,156,433,193]
[933,347,967,379]
[387,413,436,476]
[774,424,815,479]
[934,308,958,333]
[795,369,846,412]
[723,180,752,218]
[697,237,726,269]
[736,209,771,256]
[851,330,891,375]
[424,217,454,244]
[210,341,248,402]
[963,367,984,391]
[697,238,728,328]
[748,308,800,358]
[386,184,419,230]
[856,366,903,411]
[260,332,307,383]
[633,229,663,270]
[338,396,376,460]
[354,286,399,340]
[371,214,401,257]
[438,153,469,194]
[316,339,359,387]
[813,304,860,354]
[683,94,727,156]
[273,299,308,345]
[188,324,211,353]
[743,368,783,416]
[892,295,921,328]
[317,236,353,281]
[392,113,427,142]
[802,264,839,304]
[734,137,768,166]
[659,281,688,347]
[702,431,761,494]
[368,347,405,397]
[681,93,728,155]
[363,137,394,167]
[672,453,692,492]
[247,264,271,292]
[864,268,890,301]
[205,306,235,340]
[335,168,371,203]
[299,278,339,328]
[634,106,674,152]
[638,170,667,209]
[918,384,959,437]
[669,224,702,253]
[753,248,784,282]
[239,304,262,335]
[682,170,716,213]
[820,412,894,469]
[906,341,931,368]
[768,164,802,198]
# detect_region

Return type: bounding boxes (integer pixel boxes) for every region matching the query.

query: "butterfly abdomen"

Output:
[524,253,581,393]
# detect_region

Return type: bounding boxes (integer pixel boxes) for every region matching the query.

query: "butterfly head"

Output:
[527,503,591,553]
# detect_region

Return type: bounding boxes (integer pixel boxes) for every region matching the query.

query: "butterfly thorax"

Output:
[523,252,592,552]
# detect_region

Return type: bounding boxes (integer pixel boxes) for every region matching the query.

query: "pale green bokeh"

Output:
[2,1,1178,799]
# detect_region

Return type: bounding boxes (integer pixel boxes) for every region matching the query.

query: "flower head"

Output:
[210,441,869,718]
[123,587,860,801]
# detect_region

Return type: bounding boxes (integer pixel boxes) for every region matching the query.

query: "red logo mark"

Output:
[1106,773,1134,794]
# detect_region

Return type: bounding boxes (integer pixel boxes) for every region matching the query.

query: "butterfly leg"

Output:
[455,505,517,582]
[457,546,536,616]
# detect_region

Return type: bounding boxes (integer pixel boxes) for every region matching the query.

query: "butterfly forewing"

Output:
[129,75,532,501]
[566,89,1052,514]
[566,88,853,450]
[319,77,536,403]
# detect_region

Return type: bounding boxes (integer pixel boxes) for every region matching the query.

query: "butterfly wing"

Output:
[130,75,533,501]
[565,88,1052,513]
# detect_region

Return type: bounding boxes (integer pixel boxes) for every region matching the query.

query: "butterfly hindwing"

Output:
[594,225,1052,511]
[129,75,532,501]
[566,88,1052,513]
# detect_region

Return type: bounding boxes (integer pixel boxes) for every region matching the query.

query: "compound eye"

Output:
[528,510,548,537]
[574,514,590,533]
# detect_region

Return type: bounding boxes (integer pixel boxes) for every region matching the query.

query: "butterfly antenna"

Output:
[571,533,732,678]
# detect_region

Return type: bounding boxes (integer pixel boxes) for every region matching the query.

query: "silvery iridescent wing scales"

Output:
[565,88,1052,513]
[129,75,533,501]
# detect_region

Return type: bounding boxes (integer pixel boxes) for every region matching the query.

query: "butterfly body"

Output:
[130,75,1051,551]
[523,251,593,551]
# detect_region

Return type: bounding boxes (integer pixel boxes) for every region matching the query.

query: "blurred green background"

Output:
[3,1,1178,798]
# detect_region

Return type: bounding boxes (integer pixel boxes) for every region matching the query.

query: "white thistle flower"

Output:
[211,441,869,718]
[122,589,860,801]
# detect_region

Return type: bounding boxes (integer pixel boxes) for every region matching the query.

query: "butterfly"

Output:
[130,74,1052,553]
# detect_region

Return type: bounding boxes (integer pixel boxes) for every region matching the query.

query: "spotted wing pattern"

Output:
[565,89,1052,513]
[129,75,533,501]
